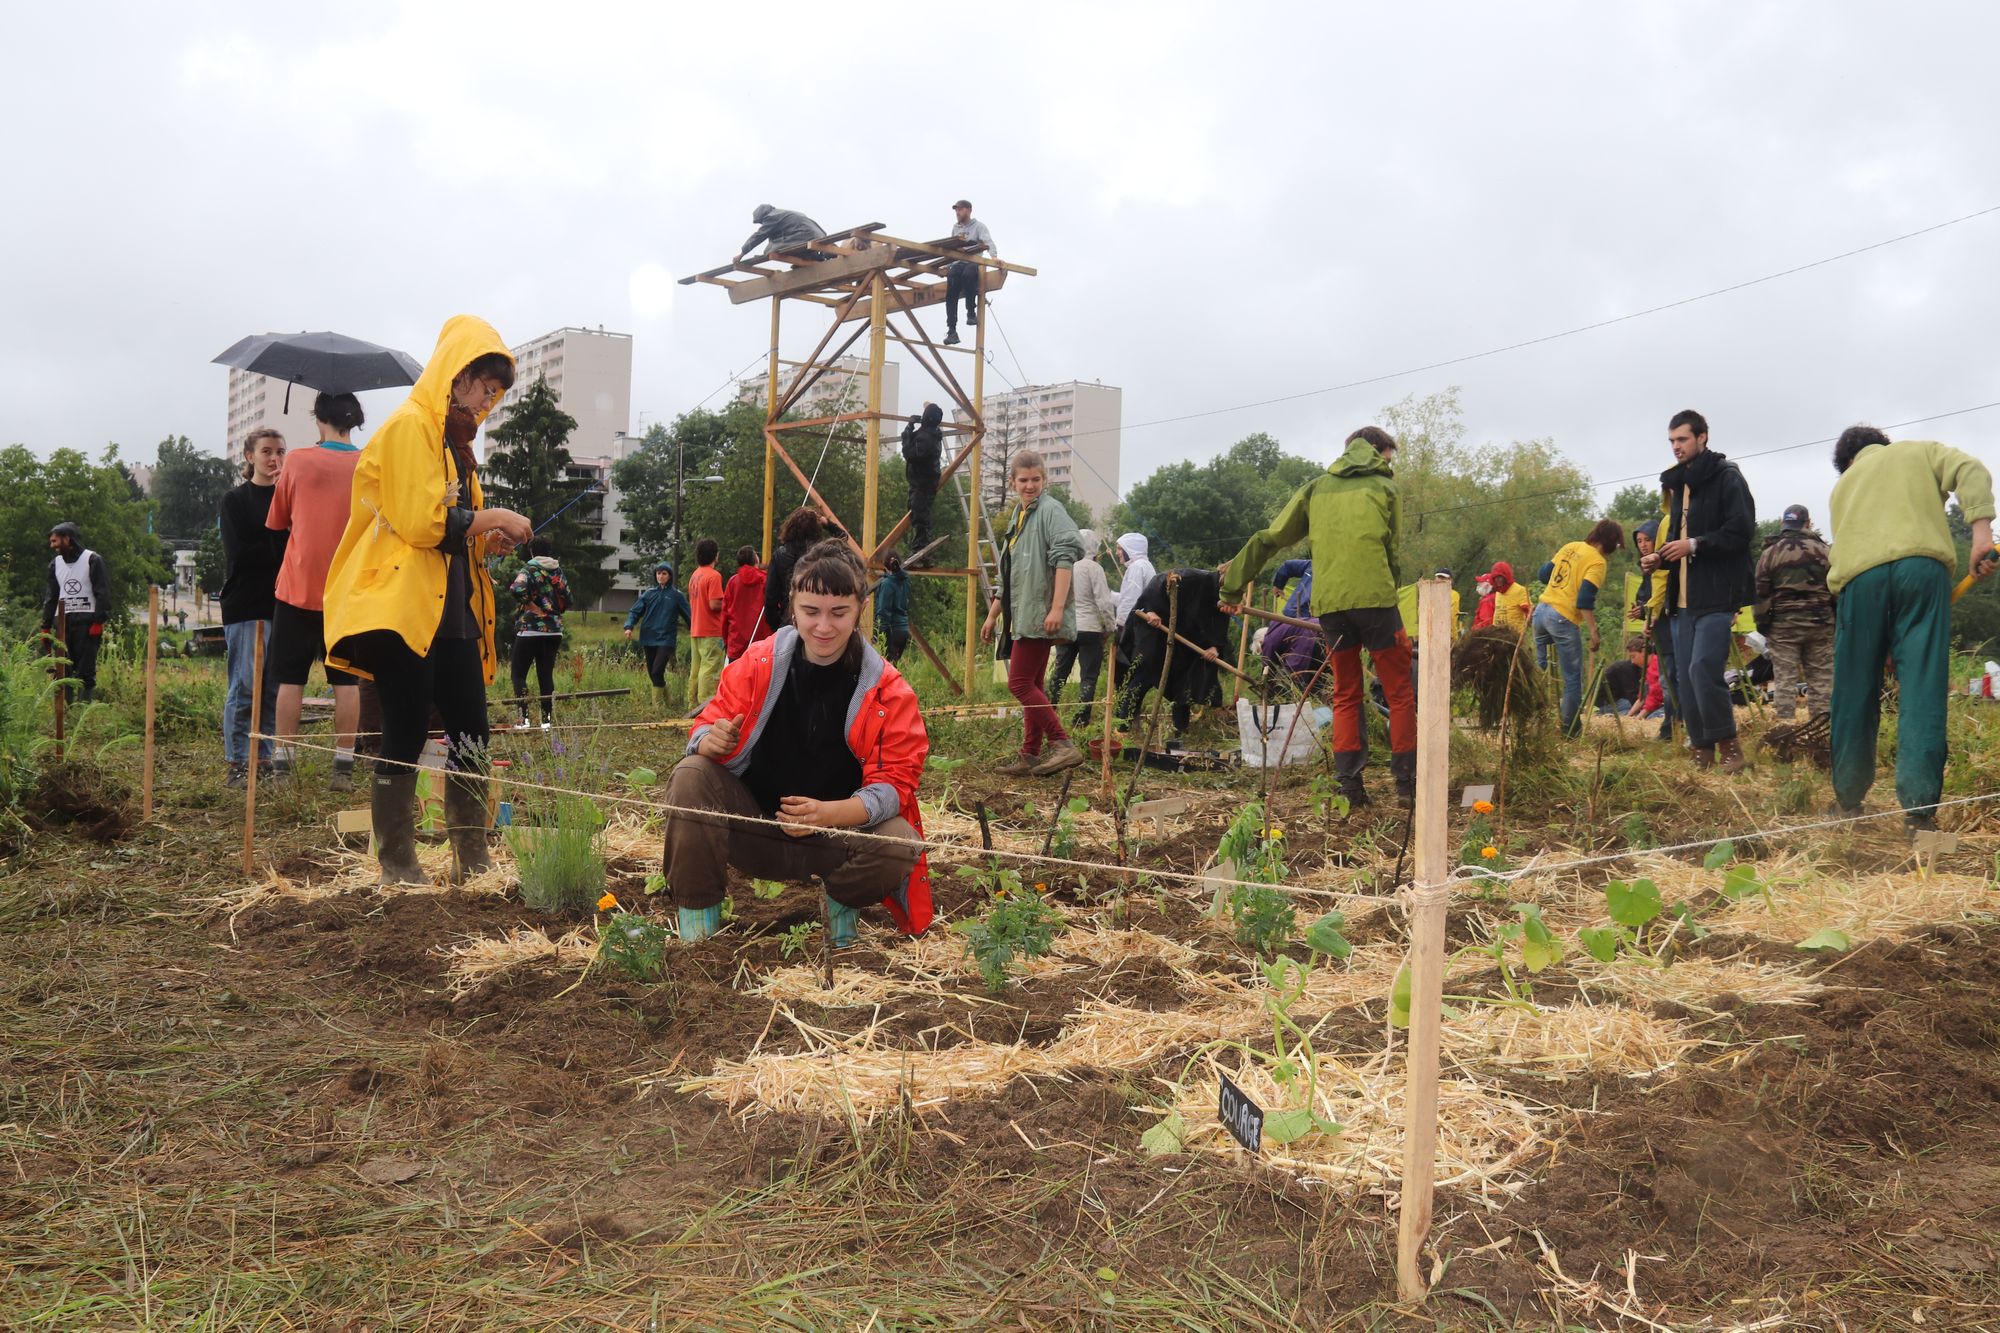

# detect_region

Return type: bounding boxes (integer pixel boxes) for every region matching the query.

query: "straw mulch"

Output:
[436,925,597,998]
[1619,850,2000,944]
[1442,1002,1695,1078]
[1164,1053,1549,1205]
[1573,954,1824,1011]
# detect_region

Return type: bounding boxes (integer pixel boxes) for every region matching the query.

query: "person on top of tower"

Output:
[735,204,826,263]
[942,199,996,346]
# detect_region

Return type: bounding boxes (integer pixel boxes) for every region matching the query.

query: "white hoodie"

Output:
[1113,532,1155,629]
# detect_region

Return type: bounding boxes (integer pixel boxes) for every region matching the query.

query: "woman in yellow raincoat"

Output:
[324,316,533,884]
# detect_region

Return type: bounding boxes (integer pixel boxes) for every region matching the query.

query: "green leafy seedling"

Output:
[1606,878,1662,928]
[1797,927,1852,952]
[1668,901,1711,940]
[1389,960,1413,1029]
[643,872,667,897]
[1703,840,1736,871]
[621,766,659,787]
[1578,926,1620,964]
[599,912,668,981]
[1305,910,1353,961]
[1721,863,1769,904]
[1140,1113,1186,1155]
[751,878,786,900]
[1516,903,1565,972]
[779,921,820,958]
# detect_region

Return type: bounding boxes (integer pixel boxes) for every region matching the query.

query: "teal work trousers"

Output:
[1830,557,1952,814]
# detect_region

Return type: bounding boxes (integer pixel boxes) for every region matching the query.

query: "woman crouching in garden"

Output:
[663,539,932,945]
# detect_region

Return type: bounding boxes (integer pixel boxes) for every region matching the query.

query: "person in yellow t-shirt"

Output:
[1531,519,1624,737]
[1472,561,1532,633]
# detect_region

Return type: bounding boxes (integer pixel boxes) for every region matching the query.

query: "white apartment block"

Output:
[482,326,637,612]
[959,380,1122,519]
[736,355,900,423]
[224,368,334,461]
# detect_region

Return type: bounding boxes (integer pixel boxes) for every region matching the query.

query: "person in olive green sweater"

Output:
[1218,426,1415,806]
[1827,428,1996,829]
[980,450,1085,776]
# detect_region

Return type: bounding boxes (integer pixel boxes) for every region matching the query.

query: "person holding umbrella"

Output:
[322,316,532,886]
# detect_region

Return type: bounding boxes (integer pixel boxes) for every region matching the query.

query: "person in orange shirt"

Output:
[686,538,726,709]
[266,392,367,790]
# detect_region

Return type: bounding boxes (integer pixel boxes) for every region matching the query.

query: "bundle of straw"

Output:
[436,925,596,997]
[1451,626,1547,729]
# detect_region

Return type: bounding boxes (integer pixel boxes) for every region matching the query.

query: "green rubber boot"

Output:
[824,894,858,948]
[678,904,722,941]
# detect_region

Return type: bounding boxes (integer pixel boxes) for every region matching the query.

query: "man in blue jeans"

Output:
[1533,520,1623,736]
[1643,410,1757,772]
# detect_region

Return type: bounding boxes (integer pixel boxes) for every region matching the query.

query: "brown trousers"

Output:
[662,755,919,911]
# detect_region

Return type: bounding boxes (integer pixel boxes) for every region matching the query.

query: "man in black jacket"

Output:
[1641,409,1757,772]
[42,521,111,703]
[899,402,944,563]
[735,204,826,263]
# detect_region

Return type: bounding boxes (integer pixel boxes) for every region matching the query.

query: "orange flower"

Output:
[596,892,620,912]
[1473,799,1494,815]
[1035,882,1049,894]
[1479,846,1499,860]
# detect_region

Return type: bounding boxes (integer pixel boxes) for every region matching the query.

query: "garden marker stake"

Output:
[243,621,264,875]
[1397,579,1453,1302]
[1101,631,1116,805]
[142,586,159,820]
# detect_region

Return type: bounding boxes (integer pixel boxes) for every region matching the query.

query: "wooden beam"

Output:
[773,292,869,419]
[871,232,1039,278]
[908,622,964,697]
[726,246,898,305]
[766,432,851,546]
[836,270,1008,325]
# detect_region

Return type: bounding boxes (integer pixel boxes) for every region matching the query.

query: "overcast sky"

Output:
[6,1,1998,535]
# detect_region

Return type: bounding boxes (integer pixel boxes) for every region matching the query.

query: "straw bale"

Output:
[436,925,596,998]
[1165,1054,1548,1205]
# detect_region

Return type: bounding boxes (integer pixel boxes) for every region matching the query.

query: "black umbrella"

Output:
[212,330,424,410]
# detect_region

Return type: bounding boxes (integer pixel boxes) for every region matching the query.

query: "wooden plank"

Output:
[725,246,898,305]
[907,622,964,696]
[142,586,158,820]
[870,232,1039,277]
[836,270,1008,325]
[1397,580,1454,1302]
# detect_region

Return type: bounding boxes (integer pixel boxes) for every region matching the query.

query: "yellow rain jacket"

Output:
[325,315,511,683]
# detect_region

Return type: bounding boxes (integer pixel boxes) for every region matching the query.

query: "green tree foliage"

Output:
[1106,433,1322,567]
[610,408,747,569]
[484,377,616,610]
[1608,483,1661,528]
[150,435,236,545]
[193,523,226,596]
[0,445,167,631]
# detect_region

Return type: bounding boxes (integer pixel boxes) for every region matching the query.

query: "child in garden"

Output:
[663,540,932,945]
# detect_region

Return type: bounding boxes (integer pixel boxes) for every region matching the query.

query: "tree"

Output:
[150,435,235,545]
[483,377,616,610]
[610,407,751,570]
[0,444,167,633]
[1608,483,1661,528]
[1106,432,1323,569]
[194,523,226,596]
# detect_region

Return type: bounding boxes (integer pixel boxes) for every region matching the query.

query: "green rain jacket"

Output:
[1220,438,1401,614]
[997,495,1083,642]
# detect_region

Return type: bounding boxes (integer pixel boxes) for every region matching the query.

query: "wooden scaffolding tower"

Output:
[680,224,1037,694]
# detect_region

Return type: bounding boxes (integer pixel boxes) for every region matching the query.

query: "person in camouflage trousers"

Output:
[1754,504,1834,720]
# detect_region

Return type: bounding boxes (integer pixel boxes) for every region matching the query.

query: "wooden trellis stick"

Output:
[242,622,264,875]
[142,587,159,820]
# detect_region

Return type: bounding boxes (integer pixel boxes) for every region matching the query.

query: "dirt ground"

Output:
[5,707,2000,1329]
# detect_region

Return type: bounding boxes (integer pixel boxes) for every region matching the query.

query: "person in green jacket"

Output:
[875,552,911,664]
[1218,426,1415,806]
[1826,427,1995,830]
[623,562,692,709]
[980,449,1085,776]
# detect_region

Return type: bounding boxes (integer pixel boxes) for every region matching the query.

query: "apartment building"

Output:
[223,367,334,460]
[958,380,1122,518]
[736,354,900,423]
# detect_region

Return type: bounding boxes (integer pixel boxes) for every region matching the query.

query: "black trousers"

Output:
[1047,630,1108,720]
[883,626,910,664]
[510,635,560,722]
[643,642,676,687]
[905,468,939,549]
[366,633,489,769]
[945,261,979,326]
[60,619,102,692]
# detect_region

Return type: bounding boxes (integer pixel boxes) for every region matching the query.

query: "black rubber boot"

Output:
[444,772,494,884]
[371,770,426,886]
[1334,751,1371,808]
[1390,751,1417,805]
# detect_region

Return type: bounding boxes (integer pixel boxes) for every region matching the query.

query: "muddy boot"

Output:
[371,770,426,886]
[1390,751,1417,805]
[1691,744,1715,771]
[1717,737,1748,774]
[651,684,669,711]
[825,893,858,948]
[678,904,722,941]
[1334,750,1371,809]
[444,772,494,884]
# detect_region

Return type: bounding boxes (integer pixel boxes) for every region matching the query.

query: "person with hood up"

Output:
[1470,561,1531,633]
[322,315,533,886]
[1826,426,1995,830]
[667,539,931,945]
[980,449,1086,776]
[1112,532,1156,635]
[218,427,288,787]
[1219,426,1415,807]
[1046,528,1119,726]
[625,562,692,706]
[875,551,911,663]
[507,537,571,731]
[1753,504,1834,721]
[42,522,111,703]
[735,204,826,263]
[1118,567,1233,736]
[899,401,945,562]
[764,508,831,633]
[722,545,770,662]
[1628,518,1678,740]
[1640,410,1757,773]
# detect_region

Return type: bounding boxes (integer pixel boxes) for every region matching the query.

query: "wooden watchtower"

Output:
[680,224,1037,694]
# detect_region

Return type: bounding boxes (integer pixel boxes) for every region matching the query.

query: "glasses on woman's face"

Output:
[457,377,504,410]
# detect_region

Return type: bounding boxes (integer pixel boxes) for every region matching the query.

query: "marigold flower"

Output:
[1480,846,1499,860]
[1035,882,1048,894]
[1473,799,1494,814]
[596,892,619,912]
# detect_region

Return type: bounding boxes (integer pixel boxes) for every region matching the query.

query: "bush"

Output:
[505,789,605,913]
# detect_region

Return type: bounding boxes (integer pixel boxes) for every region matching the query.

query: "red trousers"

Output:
[1006,636,1068,756]
[1329,635,1416,760]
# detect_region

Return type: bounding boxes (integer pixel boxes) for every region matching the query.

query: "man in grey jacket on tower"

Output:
[943,199,996,345]
[736,205,826,263]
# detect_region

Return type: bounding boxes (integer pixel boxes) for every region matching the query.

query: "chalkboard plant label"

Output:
[1218,1073,1264,1154]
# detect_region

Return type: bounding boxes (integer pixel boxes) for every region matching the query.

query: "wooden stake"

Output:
[51,604,66,763]
[242,620,264,876]
[1397,580,1453,1302]
[1100,630,1115,803]
[1231,611,1252,704]
[142,586,159,820]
